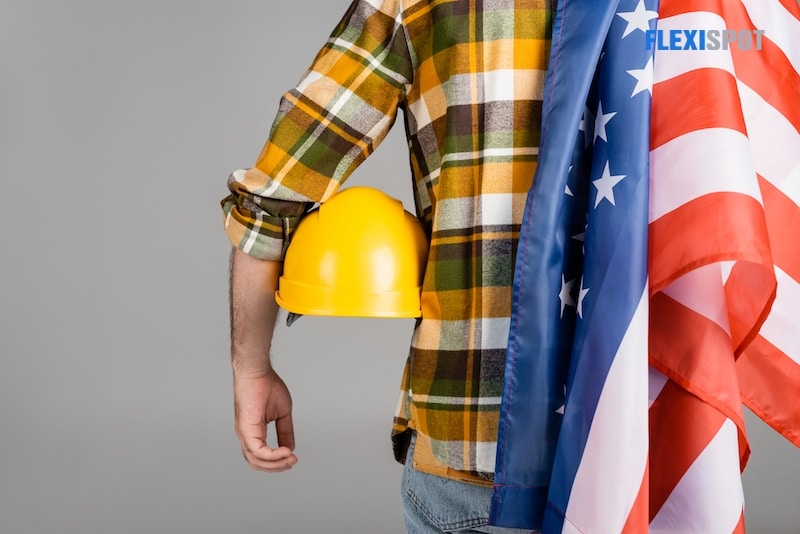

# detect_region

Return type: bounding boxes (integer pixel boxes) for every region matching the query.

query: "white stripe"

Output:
[408,90,435,132]
[436,195,520,233]
[295,70,323,93]
[395,389,407,418]
[484,69,516,102]
[428,166,441,185]
[740,0,800,74]
[479,195,514,227]
[649,419,744,533]
[242,210,262,254]
[482,69,547,102]
[649,128,762,221]
[758,266,800,366]
[475,441,498,473]
[737,81,800,204]
[661,263,730,334]
[653,13,735,84]
[440,147,539,164]
[563,288,649,533]
[481,317,512,349]
[409,394,503,406]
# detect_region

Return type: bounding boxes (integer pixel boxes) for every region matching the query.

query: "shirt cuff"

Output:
[221,172,312,260]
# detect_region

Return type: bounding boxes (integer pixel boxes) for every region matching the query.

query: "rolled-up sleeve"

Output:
[221,0,413,260]
[221,168,313,260]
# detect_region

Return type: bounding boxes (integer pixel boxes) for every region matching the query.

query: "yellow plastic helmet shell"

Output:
[275,186,428,318]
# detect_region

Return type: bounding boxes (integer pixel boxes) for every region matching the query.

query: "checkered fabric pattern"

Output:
[222,0,552,482]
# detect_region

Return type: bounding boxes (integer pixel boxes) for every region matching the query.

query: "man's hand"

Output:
[229,247,297,472]
[234,370,297,472]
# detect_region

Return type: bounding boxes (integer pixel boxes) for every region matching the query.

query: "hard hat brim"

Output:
[275,283,422,319]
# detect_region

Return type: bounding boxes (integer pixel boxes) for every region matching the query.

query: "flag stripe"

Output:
[760,177,800,281]
[648,132,761,222]
[648,193,770,292]
[741,86,800,196]
[723,263,778,352]
[650,69,745,150]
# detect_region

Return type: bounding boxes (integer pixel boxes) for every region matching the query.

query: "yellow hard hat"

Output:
[275,186,428,318]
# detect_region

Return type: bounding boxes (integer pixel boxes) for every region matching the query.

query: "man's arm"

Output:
[230,247,297,472]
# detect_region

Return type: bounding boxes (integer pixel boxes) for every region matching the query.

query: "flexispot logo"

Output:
[645,29,765,51]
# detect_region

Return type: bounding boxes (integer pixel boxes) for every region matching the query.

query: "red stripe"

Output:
[738,335,800,447]
[648,379,727,520]
[759,175,800,282]
[649,193,773,295]
[723,259,777,353]
[650,292,747,432]
[657,0,720,18]
[651,69,747,150]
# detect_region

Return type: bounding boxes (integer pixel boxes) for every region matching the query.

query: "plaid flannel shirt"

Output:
[222,0,551,483]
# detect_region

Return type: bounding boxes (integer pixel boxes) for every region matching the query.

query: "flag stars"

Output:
[627,56,654,97]
[593,161,626,208]
[559,275,577,318]
[594,101,617,143]
[617,0,658,38]
[577,278,590,319]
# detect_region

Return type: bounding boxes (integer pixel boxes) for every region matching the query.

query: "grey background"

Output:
[0,1,798,533]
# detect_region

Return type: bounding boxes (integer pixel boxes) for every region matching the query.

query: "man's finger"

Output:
[243,434,293,461]
[242,438,297,473]
[275,413,295,451]
[242,447,298,473]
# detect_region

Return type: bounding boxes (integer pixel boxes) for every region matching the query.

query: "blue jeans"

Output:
[401,433,537,534]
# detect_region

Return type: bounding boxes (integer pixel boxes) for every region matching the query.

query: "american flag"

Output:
[491,0,800,532]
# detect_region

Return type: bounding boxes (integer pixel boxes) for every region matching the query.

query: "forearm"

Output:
[229,247,282,378]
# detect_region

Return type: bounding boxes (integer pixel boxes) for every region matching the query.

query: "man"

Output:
[222,1,552,531]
